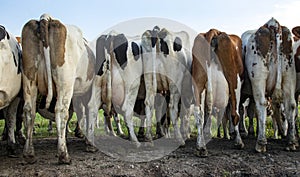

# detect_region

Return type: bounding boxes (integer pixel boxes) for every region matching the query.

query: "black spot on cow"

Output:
[252,63,257,66]
[17,44,22,74]
[160,39,169,56]
[0,25,9,41]
[251,71,254,78]
[150,26,160,48]
[131,42,140,61]
[173,37,182,52]
[96,35,108,76]
[12,52,17,68]
[254,51,256,55]
[158,30,169,56]
[251,45,254,50]
[113,34,128,69]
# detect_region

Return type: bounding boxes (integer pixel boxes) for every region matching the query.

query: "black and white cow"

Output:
[141,26,192,145]
[95,31,143,146]
[21,14,98,164]
[0,25,22,156]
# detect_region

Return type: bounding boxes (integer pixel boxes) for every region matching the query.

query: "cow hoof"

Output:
[195,147,208,157]
[178,139,185,147]
[75,130,84,139]
[235,142,245,149]
[255,143,266,153]
[86,144,98,153]
[109,131,117,137]
[133,141,141,148]
[240,132,248,139]
[144,141,154,147]
[285,144,297,151]
[58,154,71,165]
[17,135,26,146]
[23,154,37,164]
[294,141,299,148]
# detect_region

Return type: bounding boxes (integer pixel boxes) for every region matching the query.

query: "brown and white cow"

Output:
[192,29,244,156]
[141,26,192,145]
[0,25,22,156]
[21,14,98,164]
[292,26,300,140]
[243,18,297,152]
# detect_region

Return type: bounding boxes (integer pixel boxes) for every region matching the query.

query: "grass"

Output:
[0,106,299,139]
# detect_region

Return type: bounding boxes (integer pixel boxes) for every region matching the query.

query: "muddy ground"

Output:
[0,135,300,177]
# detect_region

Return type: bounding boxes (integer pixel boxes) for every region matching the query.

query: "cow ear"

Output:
[292,26,300,38]
[131,42,140,61]
[173,37,182,52]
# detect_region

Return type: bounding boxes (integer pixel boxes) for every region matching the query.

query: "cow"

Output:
[240,29,288,140]
[192,29,244,157]
[243,18,297,152]
[292,26,300,140]
[0,25,22,156]
[141,26,193,145]
[21,14,98,164]
[95,32,143,147]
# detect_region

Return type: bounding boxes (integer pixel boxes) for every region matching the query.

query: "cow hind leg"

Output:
[23,79,38,164]
[55,94,73,164]
[194,105,207,157]
[5,97,20,157]
[169,91,184,146]
[254,94,268,153]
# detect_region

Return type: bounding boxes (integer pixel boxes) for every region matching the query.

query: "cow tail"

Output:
[206,61,213,115]
[273,28,283,103]
[40,15,53,109]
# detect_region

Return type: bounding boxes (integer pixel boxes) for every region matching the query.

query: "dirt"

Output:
[0,135,300,177]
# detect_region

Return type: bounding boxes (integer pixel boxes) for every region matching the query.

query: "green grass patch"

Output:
[0,104,300,139]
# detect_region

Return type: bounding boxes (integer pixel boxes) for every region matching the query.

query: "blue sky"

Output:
[1,0,299,41]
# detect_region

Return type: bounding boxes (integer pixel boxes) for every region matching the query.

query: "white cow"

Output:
[243,18,297,152]
[21,14,98,164]
[0,25,22,156]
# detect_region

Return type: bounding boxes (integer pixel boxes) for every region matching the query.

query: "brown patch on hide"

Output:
[49,20,66,68]
[292,26,300,38]
[21,20,41,81]
[254,27,271,58]
[281,26,292,62]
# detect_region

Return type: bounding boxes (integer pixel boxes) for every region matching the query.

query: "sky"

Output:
[1,0,300,42]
